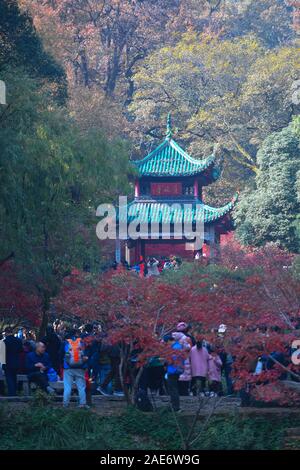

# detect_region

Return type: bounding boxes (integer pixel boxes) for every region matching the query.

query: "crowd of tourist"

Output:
[0,319,291,412]
[0,319,235,412]
[118,255,182,277]
[0,322,125,408]
[138,322,234,412]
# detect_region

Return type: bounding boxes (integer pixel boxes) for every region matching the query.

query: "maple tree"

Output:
[54,241,300,405]
[190,242,300,405]
[0,260,41,331]
[55,265,196,403]
[54,268,106,322]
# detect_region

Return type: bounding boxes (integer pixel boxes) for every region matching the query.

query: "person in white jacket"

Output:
[147,257,160,276]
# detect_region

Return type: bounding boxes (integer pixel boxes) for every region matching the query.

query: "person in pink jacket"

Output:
[190,340,210,396]
[208,347,223,397]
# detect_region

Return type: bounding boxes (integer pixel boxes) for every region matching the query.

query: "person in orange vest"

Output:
[61,329,89,408]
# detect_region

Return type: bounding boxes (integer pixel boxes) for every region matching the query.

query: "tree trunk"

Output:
[124,76,134,107]
[79,50,90,87]
[119,346,132,405]
[38,290,50,340]
[105,45,120,96]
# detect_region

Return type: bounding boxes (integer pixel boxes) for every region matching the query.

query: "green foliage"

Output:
[0,65,132,324]
[292,255,300,279]
[119,406,186,449]
[31,388,54,407]
[197,415,283,450]
[293,116,300,138]
[160,261,253,287]
[0,405,108,450]
[0,404,296,450]
[235,123,300,251]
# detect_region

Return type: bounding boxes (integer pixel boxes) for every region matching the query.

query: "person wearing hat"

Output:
[176,322,196,346]
[147,257,160,277]
[218,324,227,336]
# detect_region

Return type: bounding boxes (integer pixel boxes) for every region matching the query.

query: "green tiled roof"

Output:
[119,194,238,225]
[133,138,216,177]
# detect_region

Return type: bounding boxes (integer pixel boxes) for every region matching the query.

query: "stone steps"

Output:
[0,394,241,416]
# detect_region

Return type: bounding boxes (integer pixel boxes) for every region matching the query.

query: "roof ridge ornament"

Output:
[166,112,173,140]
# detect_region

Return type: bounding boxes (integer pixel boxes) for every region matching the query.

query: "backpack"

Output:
[47,368,58,382]
[135,389,153,412]
[167,340,184,375]
[65,338,85,368]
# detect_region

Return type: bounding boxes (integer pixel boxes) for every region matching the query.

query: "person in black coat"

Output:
[42,325,61,373]
[2,327,23,396]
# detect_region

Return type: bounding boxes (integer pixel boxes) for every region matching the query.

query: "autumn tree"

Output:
[55,265,199,403]
[54,268,106,322]
[18,0,298,172]
[0,260,41,330]
[19,0,183,99]
[1,0,66,102]
[54,243,300,406]
[130,32,299,202]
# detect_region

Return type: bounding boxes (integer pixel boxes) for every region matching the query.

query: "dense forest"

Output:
[17,0,300,193]
[0,0,299,308]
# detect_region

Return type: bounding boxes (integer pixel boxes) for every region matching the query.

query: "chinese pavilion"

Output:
[117,115,237,265]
